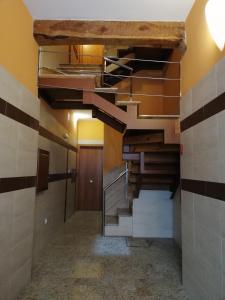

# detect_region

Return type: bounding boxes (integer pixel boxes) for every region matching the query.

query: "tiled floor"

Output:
[18,211,188,300]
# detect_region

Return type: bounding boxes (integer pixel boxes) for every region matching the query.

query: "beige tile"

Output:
[16,123,38,177]
[0,66,40,120]
[12,188,35,219]
[194,195,221,236]
[38,136,51,152]
[216,55,225,96]
[11,211,34,247]
[181,90,192,120]
[192,66,217,112]
[218,110,225,182]
[10,235,33,274]
[0,252,10,283]
[20,88,40,121]
[10,259,31,300]
[182,214,195,249]
[181,191,194,219]
[0,279,10,300]
[0,193,13,257]
[195,222,222,269]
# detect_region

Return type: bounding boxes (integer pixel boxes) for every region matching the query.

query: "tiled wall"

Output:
[33,101,77,265]
[0,67,77,299]
[181,56,225,299]
[173,187,181,248]
[0,66,39,300]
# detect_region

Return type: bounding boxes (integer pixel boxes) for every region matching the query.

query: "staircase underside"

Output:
[38,75,180,143]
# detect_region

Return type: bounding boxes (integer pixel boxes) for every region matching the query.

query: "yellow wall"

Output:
[0,0,38,95]
[163,49,181,115]
[181,0,225,95]
[103,124,123,174]
[78,119,104,144]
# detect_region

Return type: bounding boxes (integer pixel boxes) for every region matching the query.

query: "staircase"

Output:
[104,130,180,237]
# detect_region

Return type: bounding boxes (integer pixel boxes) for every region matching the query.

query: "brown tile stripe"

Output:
[39,126,77,152]
[0,97,39,131]
[48,172,73,183]
[181,178,225,201]
[0,176,36,194]
[181,91,225,132]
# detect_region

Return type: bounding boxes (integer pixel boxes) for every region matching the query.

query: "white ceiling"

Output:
[23,0,195,21]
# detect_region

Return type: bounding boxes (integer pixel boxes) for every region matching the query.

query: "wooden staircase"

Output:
[123,130,180,198]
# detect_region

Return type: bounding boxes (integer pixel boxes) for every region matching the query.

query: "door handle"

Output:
[89,179,94,183]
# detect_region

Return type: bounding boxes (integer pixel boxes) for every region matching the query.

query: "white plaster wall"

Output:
[133,190,173,238]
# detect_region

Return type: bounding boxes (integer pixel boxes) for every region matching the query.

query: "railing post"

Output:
[102,189,106,236]
[129,70,133,101]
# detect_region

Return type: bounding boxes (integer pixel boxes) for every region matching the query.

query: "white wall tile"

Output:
[192,66,217,112]
[216,55,225,97]
[181,90,192,120]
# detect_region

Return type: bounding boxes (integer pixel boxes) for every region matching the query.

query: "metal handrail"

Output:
[102,167,128,235]
[104,56,133,99]
[103,169,128,191]
[104,57,133,72]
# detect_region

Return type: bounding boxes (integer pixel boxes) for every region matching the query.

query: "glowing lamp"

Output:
[205,0,225,51]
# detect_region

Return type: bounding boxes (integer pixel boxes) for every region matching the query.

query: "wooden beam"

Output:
[34,20,186,50]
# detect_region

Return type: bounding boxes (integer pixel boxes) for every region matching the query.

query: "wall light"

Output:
[72,110,92,127]
[205,0,225,51]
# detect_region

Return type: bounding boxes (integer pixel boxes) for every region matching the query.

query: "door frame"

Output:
[75,145,103,211]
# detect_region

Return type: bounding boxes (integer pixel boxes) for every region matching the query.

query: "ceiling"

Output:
[23,0,195,21]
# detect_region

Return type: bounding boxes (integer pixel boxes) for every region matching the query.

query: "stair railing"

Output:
[103,57,134,100]
[102,164,128,235]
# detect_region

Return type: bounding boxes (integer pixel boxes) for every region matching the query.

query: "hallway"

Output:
[18,212,188,300]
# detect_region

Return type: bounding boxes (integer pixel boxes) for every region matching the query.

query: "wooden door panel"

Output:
[78,146,103,210]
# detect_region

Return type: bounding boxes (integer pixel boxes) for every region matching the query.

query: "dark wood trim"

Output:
[48,172,73,183]
[181,91,225,132]
[0,176,36,194]
[181,178,225,201]
[39,126,77,152]
[0,97,39,131]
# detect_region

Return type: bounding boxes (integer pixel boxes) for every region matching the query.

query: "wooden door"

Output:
[78,146,103,210]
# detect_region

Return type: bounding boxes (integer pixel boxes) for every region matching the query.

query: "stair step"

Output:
[105,215,118,225]
[129,176,174,184]
[95,87,118,93]
[116,101,141,106]
[124,133,164,145]
[117,208,132,216]
[139,184,171,190]
[123,152,179,164]
[130,165,179,175]
[128,144,180,153]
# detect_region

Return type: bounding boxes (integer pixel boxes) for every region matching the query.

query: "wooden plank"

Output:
[123,152,140,161]
[130,144,180,153]
[124,132,164,145]
[34,20,186,50]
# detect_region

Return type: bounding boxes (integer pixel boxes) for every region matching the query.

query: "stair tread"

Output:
[116,101,141,106]
[117,208,132,216]
[105,216,118,225]
[95,87,118,92]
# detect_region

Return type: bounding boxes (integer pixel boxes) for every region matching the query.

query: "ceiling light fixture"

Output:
[205,0,225,51]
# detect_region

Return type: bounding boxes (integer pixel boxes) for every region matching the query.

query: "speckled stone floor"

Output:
[18,211,188,300]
